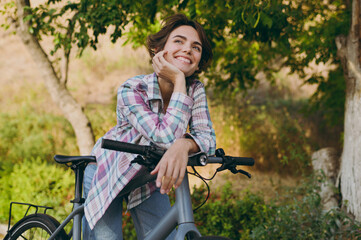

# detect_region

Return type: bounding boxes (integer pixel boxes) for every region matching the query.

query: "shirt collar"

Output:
[146,72,162,101]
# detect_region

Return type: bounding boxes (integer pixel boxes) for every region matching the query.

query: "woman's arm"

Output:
[151,81,216,194]
[185,81,216,155]
[117,80,193,147]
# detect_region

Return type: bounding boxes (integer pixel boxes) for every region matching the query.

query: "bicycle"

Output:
[4,139,254,240]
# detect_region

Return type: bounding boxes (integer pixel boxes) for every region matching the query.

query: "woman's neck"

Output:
[158,77,174,108]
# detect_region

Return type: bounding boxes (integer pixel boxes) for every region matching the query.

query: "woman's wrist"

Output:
[178,137,199,153]
[173,74,186,94]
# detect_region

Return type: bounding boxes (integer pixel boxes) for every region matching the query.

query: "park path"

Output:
[0,223,7,239]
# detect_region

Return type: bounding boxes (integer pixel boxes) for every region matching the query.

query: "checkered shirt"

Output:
[84,73,216,229]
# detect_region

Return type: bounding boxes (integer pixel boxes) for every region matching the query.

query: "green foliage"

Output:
[0,1,15,31]
[0,1,356,237]
[289,1,350,74]
[190,176,361,240]
[239,100,312,174]
[193,182,269,239]
[307,69,346,128]
[211,92,314,175]
[85,102,117,141]
[0,157,74,226]
[122,182,270,239]
[251,175,361,240]
[0,104,78,172]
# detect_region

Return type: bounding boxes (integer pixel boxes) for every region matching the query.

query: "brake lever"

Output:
[146,143,166,160]
[130,143,166,171]
[230,167,251,178]
[130,155,157,171]
[215,148,252,178]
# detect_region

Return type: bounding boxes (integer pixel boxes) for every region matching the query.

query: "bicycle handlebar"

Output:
[207,156,254,166]
[101,139,151,156]
[101,139,255,167]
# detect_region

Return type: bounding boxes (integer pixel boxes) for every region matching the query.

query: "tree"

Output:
[335,0,361,221]
[1,0,95,155]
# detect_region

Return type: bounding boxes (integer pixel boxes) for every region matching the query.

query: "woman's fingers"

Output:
[152,156,183,194]
[152,51,167,77]
[154,160,167,189]
[151,139,195,194]
[152,52,161,74]
[157,51,168,65]
[153,51,166,67]
[174,162,186,189]
[159,156,176,194]
[152,50,184,84]
[150,163,159,175]
[163,161,179,194]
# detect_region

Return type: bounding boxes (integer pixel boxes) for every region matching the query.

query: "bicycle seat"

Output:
[54,155,96,165]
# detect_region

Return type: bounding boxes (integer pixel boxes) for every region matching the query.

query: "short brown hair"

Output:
[146,13,213,80]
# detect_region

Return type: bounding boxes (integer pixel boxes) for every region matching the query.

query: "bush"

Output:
[192,182,270,239]
[251,175,361,240]
[0,157,74,227]
[121,181,270,239]
[0,104,78,172]
[210,97,314,175]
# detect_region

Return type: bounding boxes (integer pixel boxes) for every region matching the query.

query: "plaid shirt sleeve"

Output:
[186,81,216,155]
[117,83,194,148]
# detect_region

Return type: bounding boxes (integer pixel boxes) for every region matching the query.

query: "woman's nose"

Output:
[182,44,192,54]
[182,43,192,53]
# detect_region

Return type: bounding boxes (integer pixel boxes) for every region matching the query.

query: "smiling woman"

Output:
[82,13,216,240]
[147,13,213,84]
[154,26,203,78]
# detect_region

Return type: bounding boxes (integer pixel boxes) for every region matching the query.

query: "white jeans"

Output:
[82,164,176,240]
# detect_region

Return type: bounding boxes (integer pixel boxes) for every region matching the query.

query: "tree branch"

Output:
[60,13,78,86]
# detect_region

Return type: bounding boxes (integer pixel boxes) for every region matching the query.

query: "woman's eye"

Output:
[175,40,182,44]
[193,46,201,52]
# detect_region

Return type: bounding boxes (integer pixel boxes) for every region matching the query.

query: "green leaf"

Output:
[261,11,272,28]
[23,14,34,22]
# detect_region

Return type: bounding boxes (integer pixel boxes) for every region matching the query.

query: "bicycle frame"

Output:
[48,160,85,240]
[47,171,200,240]
[145,173,201,240]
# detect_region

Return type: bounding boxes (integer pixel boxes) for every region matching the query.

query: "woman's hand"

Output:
[150,138,199,194]
[152,50,186,92]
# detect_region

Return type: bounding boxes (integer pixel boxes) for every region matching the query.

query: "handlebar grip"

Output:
[101,139,148,155]
[232,157,255,166]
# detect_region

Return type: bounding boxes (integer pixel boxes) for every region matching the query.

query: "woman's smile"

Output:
[163,25,202,77]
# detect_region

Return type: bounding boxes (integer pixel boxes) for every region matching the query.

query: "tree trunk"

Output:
[15,0,95,155]
[311,148,339,211]
[335,0,361,221]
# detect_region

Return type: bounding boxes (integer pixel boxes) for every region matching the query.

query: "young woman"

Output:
[83,13,216,240]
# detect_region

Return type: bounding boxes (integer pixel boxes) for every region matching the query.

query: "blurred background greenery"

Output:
[1,0,360,239]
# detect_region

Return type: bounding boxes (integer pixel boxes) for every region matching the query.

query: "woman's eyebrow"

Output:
[173,35,202,47]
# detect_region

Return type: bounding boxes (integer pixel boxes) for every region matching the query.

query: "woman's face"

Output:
[162,25,202,77]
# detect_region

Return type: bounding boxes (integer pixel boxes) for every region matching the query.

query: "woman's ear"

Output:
[154,46,165,55]
[154,47,160,54]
